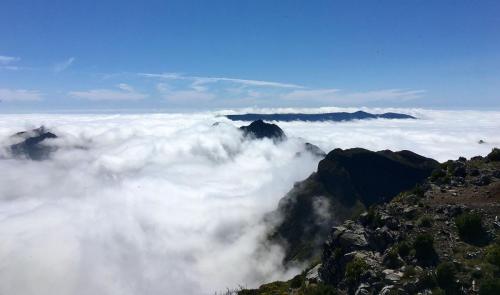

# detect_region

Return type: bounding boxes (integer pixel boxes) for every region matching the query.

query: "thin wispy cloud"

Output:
[140,72,304,89]
[282,88,425,103]
[140,72,424,105]
[69,83,147,101]
[0,55,22,71]
[0,88,43,102]
[0,55,20,64]
[54,57,75,72]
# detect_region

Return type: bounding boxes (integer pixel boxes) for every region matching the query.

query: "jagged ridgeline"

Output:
[9,126,58,160]
[268,148,438,263]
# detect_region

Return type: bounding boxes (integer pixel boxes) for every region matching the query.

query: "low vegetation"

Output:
[455,212,486,244]
[413,234,437,264]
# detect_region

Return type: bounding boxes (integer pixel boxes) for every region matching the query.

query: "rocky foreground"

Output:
[239,148,500,295]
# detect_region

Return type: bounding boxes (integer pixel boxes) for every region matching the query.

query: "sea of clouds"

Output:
[0,108,500,295]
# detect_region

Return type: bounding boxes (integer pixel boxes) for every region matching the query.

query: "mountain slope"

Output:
[269,148,439,263]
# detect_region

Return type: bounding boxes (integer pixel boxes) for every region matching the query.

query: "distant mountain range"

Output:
[226,111,415,122]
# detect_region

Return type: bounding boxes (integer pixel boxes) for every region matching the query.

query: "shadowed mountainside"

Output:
[227,111,415,122]
[239,119,286,141]
[241,148,500,295]
[268,148,439,263]
[9,126,58,160]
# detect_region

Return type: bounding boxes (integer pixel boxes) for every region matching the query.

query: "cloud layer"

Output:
[0,108,499,295]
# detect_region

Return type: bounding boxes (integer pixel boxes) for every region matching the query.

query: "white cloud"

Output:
[116,83,135,92]
[0,113,316,295]
[69,84,147,101]
[282,88,425,103]
[141,72,304,89]
[54,57,75,72]
[0,55,19,64]
[0,109,499,295]
[0,55,22,71]
[0,88,43,102]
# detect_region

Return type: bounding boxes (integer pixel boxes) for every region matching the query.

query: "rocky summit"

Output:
[9,126,58,160]
[240,119,286,142]
[241,148,500,295]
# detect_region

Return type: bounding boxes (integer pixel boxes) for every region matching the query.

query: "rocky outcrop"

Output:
[240,151,500,295]
[239,120,286,142]
[316,155,500,294]
[269,148,438,263]
[9,126,58,160]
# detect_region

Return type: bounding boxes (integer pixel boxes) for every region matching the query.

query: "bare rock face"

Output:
[9,126,58,160]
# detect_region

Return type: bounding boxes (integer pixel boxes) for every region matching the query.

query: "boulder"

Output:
[332,221,369,251]
[382,269,404,284]
[355,283,371,295]
[305,264,322,284]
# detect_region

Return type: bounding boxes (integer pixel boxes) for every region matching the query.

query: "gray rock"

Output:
[403,206,418,219]
[332,221,369,251]
[305,264,322,284]
[355,283,371,295]
[379,285,395,295]
[474,175,491,186]
[382,269,403,283]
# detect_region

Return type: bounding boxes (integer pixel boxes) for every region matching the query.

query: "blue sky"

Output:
[0,0,499,111]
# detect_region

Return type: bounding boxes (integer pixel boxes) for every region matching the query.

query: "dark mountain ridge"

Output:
[227,111,415,122]
[268,148,438,263]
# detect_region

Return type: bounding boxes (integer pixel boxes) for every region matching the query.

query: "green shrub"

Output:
[417,215,433,228]
[436,262,457,291]
[290,274,303,289]
[397,241,411,257]
[430,168,447,183]
[365,206,383,228]
[345,258,368,287]
[411,185,425,198]
[455,213,485,242]
[403,266,417,279]
[304,283,337,295]
[431,288,446,295]
[486,243,500,267]
[418,271,437,289]
[479,278,500,295]
[486,148,500,162]
[384,248,402,268]
[413,234,436,263]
